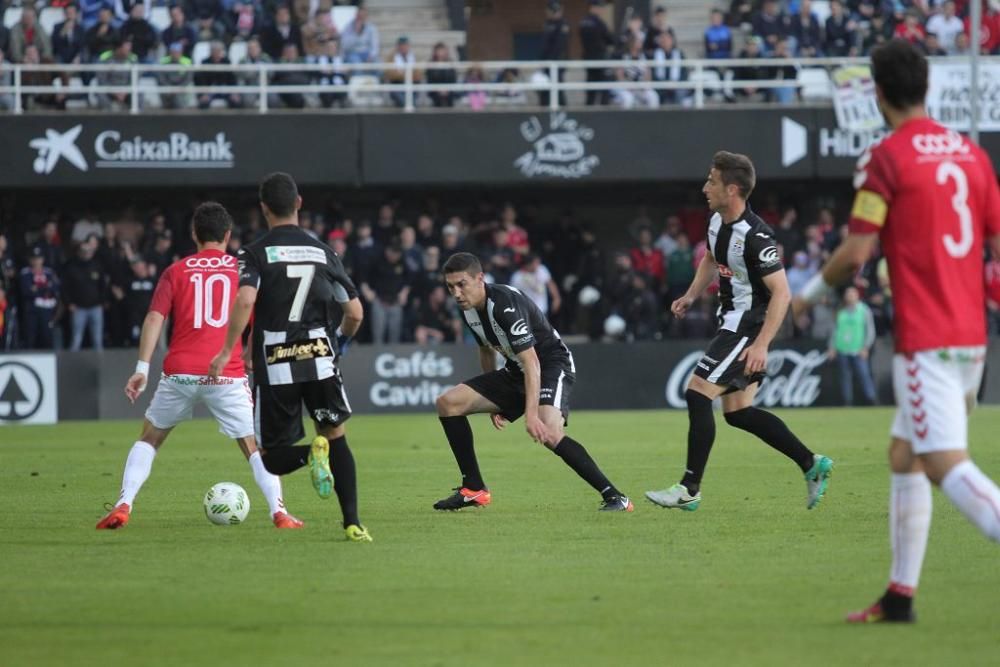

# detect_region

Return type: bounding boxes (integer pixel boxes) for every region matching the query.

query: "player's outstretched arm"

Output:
[125,311,165,404]
[516,347,551,445]
[672,251,716,318]
[210,285,257,378]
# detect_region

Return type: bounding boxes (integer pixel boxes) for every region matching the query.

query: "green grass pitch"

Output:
[2,408,1000,666]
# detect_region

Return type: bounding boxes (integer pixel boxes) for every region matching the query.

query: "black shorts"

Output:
[692,326,765,392]
[254,371,352,449]
[463,365,574,423]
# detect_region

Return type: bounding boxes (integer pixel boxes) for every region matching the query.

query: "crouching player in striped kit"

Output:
[646,151,834,512]
[432,252,634,512]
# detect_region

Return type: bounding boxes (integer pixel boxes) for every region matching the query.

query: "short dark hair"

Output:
[442,252,483,275]
[871,39,928,111]
[712,150,756,199]
[191,201,233,243]
[258,172,299,218]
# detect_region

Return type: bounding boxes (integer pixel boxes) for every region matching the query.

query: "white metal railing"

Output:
[0,56,995,114]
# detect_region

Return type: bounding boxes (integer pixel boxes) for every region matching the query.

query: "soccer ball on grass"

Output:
[203,482,250,525]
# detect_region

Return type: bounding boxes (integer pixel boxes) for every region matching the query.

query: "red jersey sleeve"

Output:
[848,144,894,235]
[981,151,1000,238]
[148,265,174,317]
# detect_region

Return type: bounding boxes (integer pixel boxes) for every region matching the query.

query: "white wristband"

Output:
[135,360,150,376]
[799,272,833,305]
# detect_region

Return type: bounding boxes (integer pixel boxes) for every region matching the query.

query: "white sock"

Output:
[940,460,1000,543]
[888,472,932,591]
[249,451,285,517]
[118,441,156,508]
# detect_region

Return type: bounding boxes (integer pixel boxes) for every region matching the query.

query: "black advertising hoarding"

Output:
[361,109,816,185]
[0,114,360,188]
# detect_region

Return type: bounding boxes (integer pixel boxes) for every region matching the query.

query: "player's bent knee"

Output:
[723,407,752,429]
[435,390,465,417]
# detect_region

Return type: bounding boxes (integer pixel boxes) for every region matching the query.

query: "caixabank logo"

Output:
[28,124,235,175]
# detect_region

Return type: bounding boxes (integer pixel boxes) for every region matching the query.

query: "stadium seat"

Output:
[64,76,89,110]
[149,6,170,33]
[192,41,212,65]
[688,68,723,99]
[332,6,357,33]
[798,68,832,101]
[139,76,162,109]
[39,7,65,36]
[228,41,248,65]
[3,7,22,29]
[347,74,385,108]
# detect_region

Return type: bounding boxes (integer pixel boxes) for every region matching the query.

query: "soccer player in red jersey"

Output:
[795,39,1000,622]
[97,203,303,530]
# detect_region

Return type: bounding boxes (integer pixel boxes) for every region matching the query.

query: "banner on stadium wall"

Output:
[927,62,1000,132]
[0,354,58,425]
[0,115,360,188]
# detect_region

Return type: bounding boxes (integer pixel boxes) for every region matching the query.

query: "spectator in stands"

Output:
[308,37,348,108]
[651,30,689,105]
[499,203,530,259]
[752,0,788,53]
[862,10,893,54]
[440,222,464,254]
[146,230,175,276]
[0,22,9,60]
[704,8,733,59]
[767,37,798,104]
[728,0,753,27]
[922,31,949,55]
[124,258,155,345]
[426,42,456,108]
[954,30,972,55]
[613,35,659,109]
[86,5,120,62]
[789,0,823,56]
[733,35,769,100]
[96,36,137,110]
[53,3,87,65]
[829,286,878,406]
[339,4,378,64]
[785,250,816,295]
[654,215,682,257]
[113,0,150,23]
[622,271,659,340]
[644,5,675,55]
[927,0,964,53]
[372,203,397,246]
[629,226,665,289]
[666,232,694,303]
[272,43,308,108]
[158,41,194,109]
[462,63,487,110]
[19,247,60,350]
[362,243,409,344]
[161,4,196,59]
[9,6,53,63]
[20,45,64,110]
[302,7,338,57]
[226,0,259,43]
[72,211,103,244]
[63,237,106,351]
[620,11,645,49]
[414,285,461,345]
[824,0,859,57]
[965,3,1000,55]
[194,40,239,108]
[483,227,515,283]
[237,35,275,109]
[579,0,615,106]
[37,221,64,269]
[122,2,158,63]
[349,219,380,286]
[0,49,14,111]
[511,253,561,318]
[539,1,569,107]
[895,9,927,43]
[194,10,228,46]
[386,35,419,107]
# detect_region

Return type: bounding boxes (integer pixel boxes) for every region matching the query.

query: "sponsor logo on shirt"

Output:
[718,265,735,278]
[265,337,333,365]
[758,247,780,266]
[185,255,236,269]
[265,246,328,264]
[510,319,529,336]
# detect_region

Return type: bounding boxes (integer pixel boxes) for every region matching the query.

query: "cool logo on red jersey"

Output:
[912,131,969,156]
[185,255,236,269]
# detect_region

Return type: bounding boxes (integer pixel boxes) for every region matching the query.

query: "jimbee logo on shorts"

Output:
[509,319,529,336]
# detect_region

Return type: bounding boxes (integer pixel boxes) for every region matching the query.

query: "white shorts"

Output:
[145,374,255,439]
[890,347,985,454]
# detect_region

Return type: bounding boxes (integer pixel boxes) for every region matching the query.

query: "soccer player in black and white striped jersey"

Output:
[646,151,833,512]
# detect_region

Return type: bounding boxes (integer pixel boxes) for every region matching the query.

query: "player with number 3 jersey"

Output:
[794,39,1000,623]
[96,202,302,531]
